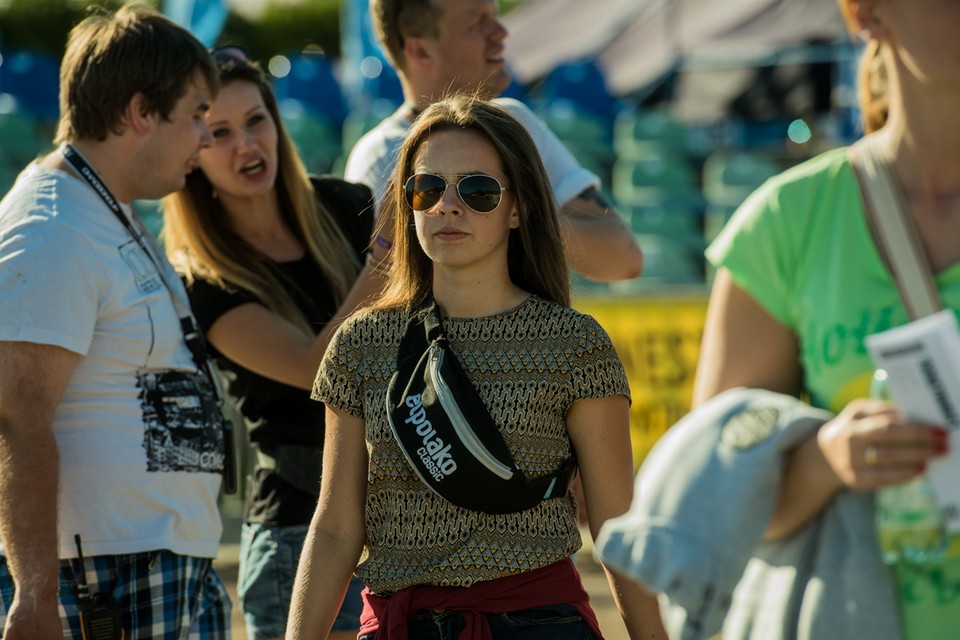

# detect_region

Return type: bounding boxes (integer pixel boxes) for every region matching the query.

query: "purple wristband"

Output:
[375,235,393,251]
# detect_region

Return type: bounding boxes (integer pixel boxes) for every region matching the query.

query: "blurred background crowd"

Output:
[0,0,861,295]
[0,0,864,473]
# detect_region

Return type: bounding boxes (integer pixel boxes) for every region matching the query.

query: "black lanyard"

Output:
[60,143,221,399]
[60,143,238,495]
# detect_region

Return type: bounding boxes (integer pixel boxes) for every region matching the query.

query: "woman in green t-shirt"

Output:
[696,0,960,637]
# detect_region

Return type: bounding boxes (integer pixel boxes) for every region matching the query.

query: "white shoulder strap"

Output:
[850,135,942,320]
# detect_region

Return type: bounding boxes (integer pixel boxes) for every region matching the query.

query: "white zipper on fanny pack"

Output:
[429,347,515,480]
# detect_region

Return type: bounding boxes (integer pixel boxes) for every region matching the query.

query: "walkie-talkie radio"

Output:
[73,535,124,640]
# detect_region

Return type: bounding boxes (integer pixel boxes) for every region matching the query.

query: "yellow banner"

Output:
[575,293,708,469]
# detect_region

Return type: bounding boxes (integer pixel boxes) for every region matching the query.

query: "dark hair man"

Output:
[0,5,231,638]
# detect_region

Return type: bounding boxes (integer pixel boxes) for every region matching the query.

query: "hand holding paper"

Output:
[866,309,960,531]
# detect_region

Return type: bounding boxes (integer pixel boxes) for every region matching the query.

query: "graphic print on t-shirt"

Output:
[138,370,225,473]
[119,238,163,293]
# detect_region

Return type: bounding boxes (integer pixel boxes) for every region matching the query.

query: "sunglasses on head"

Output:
[212,45,250,66]
[404,173,510,214]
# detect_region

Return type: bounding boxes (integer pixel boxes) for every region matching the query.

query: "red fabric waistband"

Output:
[358,557,603,639]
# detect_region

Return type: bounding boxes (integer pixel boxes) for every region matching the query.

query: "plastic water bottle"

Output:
[872,369,946,565]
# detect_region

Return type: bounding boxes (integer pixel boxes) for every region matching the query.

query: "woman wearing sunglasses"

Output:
[162,47,387,640]
[287,94,665,640]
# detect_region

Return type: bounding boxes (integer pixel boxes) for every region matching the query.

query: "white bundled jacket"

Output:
[596,388,902,640]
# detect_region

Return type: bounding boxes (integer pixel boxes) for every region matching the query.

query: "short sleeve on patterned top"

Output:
[313,295,630,420]
[311,295,630,593]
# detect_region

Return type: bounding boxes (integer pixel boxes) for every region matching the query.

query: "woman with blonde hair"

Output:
[694,0,960,636]
[287,94,666,639]
[163,47,388,640]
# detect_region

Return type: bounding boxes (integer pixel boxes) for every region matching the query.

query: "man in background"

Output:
[346,0,643,282]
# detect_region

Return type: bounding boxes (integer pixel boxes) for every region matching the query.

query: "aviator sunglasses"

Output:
[404,173,511,214]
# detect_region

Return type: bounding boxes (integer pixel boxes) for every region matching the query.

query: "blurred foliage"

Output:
[0,0,527,62]
[217,1,340,61]
[0,0,130,56]
[0,0,338,60]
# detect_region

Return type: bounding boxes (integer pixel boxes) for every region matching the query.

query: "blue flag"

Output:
[340,0,403,109]
[164,0,229,48]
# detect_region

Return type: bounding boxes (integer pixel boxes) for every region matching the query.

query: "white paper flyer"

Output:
[865,309,960,532]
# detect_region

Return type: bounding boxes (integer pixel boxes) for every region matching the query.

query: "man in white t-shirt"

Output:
[0,6,232,638]
[346,0,643,282]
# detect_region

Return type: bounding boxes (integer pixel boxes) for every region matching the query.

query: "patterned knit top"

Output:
[313,295,630,594]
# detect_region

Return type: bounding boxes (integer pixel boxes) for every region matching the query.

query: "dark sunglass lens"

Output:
[459,175,502,213]
[406,174,447,210]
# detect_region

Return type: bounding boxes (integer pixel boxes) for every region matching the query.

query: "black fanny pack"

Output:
[386,301,577,514]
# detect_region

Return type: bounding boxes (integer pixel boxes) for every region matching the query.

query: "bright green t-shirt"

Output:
[707,146,960,639]
[708,147,960,414]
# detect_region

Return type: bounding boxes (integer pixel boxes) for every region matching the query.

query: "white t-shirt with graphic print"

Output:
[0,163,224,560]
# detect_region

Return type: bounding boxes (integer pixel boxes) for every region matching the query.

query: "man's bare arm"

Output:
[560,187,643,282]
[0,341,79,639]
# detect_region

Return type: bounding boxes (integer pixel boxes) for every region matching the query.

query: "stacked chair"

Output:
[701,149,786,243]
[610,108,706,289]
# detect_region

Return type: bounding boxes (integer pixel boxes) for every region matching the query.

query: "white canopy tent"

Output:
[502,0,847,98]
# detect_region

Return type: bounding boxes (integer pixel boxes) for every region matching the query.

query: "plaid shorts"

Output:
[0,549,231,639]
